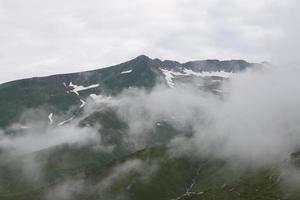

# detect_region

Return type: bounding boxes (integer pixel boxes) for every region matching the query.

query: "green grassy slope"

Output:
[1,144,300,200]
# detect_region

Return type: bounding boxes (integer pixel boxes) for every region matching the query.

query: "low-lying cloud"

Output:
[1,63,300,197]
[84,66,300,166]
[2,65,300,167]
[0,124,100,155]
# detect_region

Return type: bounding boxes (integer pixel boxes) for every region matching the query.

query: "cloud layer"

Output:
[0,0,299,83]
[90,66,300,166]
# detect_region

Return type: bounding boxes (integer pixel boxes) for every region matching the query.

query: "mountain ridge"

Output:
[0,55,260,86]
[0,55,261,128]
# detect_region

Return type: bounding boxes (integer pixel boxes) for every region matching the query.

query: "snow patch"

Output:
[160,68,233,88]
[69,82,100,95]
[57,117,75,126]
[160,69,175,88]
[79,99,86,108]
[121,69,133,74]
[48,113,53,125]
[183,69,232,78]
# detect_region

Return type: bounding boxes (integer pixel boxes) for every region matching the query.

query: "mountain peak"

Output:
[135,54,152,60]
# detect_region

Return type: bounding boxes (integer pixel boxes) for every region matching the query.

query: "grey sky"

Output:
[0,0,299,83]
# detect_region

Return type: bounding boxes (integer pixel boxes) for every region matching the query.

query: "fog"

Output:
[85,66,300,166]
[0,124,101,155]
[1,62,300,198]
[3,65,299,166]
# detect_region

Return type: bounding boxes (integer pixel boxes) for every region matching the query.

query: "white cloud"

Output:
[84,66,300,166]
[0,0,299,83]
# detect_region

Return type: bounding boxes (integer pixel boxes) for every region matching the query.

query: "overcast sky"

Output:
[0,0,299,83]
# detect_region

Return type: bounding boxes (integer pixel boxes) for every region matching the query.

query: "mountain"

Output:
[3,55,298,200]
[0,55,259,128]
